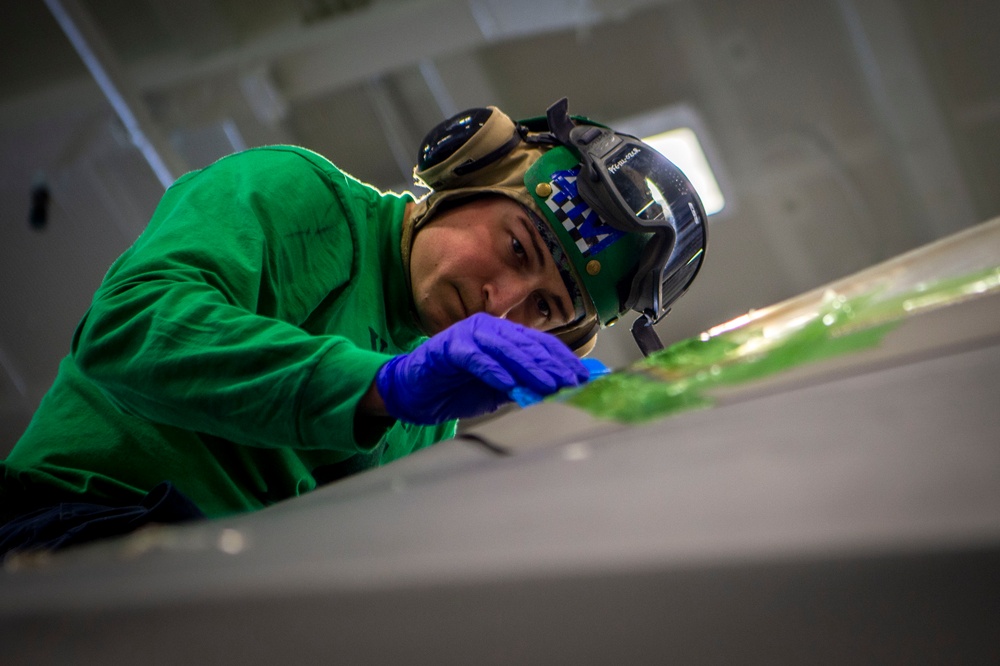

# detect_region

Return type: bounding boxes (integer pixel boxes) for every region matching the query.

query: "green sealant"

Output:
[559,265,1000,424]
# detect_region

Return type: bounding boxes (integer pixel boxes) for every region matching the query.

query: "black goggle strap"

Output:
[631,224,707,357]
[451,128,523,177]
[631,311,665,357]
[545,98,577,146]
[624,229,673,311]
[627,229,673,357]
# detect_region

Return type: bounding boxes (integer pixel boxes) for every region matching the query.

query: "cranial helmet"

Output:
[409,98,708,357]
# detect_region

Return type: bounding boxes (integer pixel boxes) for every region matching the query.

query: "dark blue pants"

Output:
[0,482,204,557]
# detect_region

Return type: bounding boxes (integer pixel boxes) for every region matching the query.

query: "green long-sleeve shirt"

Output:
[2,146,454,519]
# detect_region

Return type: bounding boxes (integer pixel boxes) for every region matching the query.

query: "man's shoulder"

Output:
[235,146,405,199]
[228,145,341,174]
[193,146,413,223]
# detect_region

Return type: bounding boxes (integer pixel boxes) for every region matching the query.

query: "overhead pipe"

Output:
[44,0,188,189]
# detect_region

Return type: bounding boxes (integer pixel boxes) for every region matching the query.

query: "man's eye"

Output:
[536,295,551,319]
[512,236,527,258]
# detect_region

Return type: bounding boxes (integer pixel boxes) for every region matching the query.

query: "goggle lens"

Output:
[592,140,708,330]
[604,144,676,223]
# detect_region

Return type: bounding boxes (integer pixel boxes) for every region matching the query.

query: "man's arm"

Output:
[73,148,394,453]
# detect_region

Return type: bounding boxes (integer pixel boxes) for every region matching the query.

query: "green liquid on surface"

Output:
[561,265,1000,423]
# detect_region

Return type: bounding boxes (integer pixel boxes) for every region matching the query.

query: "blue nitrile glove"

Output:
[375,313,589,425]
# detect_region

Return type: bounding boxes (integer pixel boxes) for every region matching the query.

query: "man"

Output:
[0,99,707,555]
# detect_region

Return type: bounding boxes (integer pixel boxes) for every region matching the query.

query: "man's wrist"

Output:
[352,377,395,447]
[358,378,389,417]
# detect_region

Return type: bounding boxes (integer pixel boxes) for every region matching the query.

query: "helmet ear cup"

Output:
[415,106,521,191]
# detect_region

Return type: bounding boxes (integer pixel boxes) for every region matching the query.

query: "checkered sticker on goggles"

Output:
[545,167,626,258]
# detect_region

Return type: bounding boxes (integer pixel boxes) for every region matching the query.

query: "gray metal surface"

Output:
[2,337,998,663]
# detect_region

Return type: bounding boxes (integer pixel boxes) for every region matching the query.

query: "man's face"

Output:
[410,196,576,336]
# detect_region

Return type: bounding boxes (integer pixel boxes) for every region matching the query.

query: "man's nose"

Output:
[483,276,534,320]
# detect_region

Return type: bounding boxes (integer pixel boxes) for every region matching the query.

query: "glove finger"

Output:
[472,326,581,394]
[441,334,520,393]
[516,327,589,382]
[509,346,581,392]
[468,327,556,392]
[446,314,585,395]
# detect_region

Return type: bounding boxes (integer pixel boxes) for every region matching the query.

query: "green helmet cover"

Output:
[525,147,651,326]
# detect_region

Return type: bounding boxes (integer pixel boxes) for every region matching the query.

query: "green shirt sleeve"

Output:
[71,147,398,453]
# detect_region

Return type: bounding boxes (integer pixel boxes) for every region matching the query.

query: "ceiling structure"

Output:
[1,0,998,451]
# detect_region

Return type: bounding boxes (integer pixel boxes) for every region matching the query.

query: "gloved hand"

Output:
[375,313,589,425]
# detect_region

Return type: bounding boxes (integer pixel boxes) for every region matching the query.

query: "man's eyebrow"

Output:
[518,211,571,323]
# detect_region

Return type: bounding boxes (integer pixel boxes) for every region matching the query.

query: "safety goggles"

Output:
[538,98,708,355]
